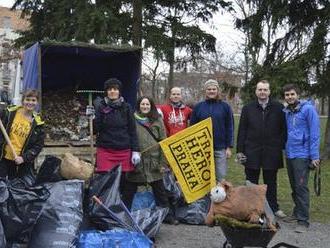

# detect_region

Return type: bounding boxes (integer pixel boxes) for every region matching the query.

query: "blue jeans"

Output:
[214,150,227,182]
[286,158,310,225]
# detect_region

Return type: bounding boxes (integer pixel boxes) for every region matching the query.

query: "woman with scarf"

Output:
[125,96,178,224]
[93,78,140,198]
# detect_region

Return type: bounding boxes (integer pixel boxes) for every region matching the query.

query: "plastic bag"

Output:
[131,191,156,211]
[0,178,50,244]
[0,216,6,247]
[88,166,140,232]
[28,180,84,248]
[36,155,63,184]
[79,229,152,248]
[163,170,183,206]
[175,195,210,225]
[131,207,169,238]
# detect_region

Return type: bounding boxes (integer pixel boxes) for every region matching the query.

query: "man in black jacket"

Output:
[236,80,287,218]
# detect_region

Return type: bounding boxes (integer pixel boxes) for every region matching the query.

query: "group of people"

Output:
[0,77,320,233]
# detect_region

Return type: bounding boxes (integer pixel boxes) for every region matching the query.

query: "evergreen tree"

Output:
[235,0,330,157]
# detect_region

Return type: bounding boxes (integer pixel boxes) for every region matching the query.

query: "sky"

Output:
[0,0,12,8]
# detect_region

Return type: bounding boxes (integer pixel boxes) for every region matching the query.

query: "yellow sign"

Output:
[160,118,216,203]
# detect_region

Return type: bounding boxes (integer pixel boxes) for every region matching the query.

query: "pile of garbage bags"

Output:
[0,155,175,247]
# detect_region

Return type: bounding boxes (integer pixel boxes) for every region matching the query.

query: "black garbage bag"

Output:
[28,180,84,248]
[0,181,7,247]
[35,155,63,184]
[163,170,184,207]
[88,166,140,232]
[0,218,5,248]
[131,207,169,238]
[175,195,210,225]
[0,178,50,244]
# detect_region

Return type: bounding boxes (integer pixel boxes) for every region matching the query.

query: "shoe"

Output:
[295,222,309,233]
[275,210,287,218]
[282,215,297,223]
[163,215,179,225]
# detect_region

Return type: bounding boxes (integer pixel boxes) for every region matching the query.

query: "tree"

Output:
[235,0,330,157]
[13,0,132,45]
[142,1,231,96]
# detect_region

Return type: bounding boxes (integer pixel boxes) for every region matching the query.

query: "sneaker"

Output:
[274,210,287,218]
[283,215,297,223]
[295,223,309,233]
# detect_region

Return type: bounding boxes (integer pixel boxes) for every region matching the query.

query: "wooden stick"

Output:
[0,119,18,159]
[141,142,160,154]
[88,93,94,165]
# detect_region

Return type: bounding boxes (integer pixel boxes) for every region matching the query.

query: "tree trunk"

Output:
[151,58,160,99]
[132,0,142,47]
[323,96,330,159]
[166,38,175,99]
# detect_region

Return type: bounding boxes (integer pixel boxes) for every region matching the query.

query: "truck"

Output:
[18,41,142,164]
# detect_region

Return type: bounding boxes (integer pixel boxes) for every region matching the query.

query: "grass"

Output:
[225,116,330,223]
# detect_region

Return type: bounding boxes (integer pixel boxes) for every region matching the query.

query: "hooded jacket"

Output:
[0,106,45,164]
[283,100,320,160]
[158,103,192,136]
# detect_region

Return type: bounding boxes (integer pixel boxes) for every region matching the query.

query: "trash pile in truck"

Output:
[42,88,90,142]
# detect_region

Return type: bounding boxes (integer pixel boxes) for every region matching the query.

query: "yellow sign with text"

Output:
[160,118,216,203]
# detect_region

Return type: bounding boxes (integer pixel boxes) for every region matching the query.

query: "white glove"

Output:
[86,105,95,117]
[131,151,141,166]
[235,153,247,164]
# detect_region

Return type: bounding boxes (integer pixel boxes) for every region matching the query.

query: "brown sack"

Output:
[60,153,94,181]
[206,181,267,225]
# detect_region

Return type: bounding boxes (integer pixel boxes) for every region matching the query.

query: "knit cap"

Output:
[204,79,220,90]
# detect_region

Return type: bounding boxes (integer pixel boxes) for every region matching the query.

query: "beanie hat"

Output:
[104,78,122,92]
[204,79,220,90]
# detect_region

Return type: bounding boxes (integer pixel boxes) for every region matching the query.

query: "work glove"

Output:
[235,153,247,164]
[86,105,95,117]
[131,151,141,166]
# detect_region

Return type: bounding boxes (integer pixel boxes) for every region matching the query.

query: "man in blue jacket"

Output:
[190,79,234,183]
[283,84,320,233]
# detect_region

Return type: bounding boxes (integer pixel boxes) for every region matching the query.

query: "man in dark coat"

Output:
[236,80,287,218]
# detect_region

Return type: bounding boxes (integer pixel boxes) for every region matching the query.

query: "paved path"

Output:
[155,220,330,248]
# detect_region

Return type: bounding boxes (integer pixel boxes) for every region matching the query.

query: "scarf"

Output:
[134,112,150,126]
[105,96,124,108]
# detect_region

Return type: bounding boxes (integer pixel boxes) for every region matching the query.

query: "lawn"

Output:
[226,116,330,223]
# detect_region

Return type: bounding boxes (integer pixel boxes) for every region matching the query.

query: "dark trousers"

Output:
[286,158,310,225]
[121,178,170,211]
[0,158,34,180]
[245,167,279,212]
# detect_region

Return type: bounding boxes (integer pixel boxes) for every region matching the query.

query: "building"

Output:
[0,6,29,99]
